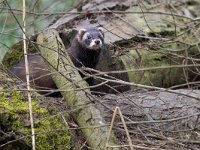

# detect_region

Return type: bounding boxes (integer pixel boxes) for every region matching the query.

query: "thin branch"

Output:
[0,6,197,20]
[22,0,35,149]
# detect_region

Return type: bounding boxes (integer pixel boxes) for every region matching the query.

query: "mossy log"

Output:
[0,66,72,149]
[117,47,200,89]
[37,28,119,149]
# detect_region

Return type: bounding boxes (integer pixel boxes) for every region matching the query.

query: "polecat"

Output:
[11,27,104,95]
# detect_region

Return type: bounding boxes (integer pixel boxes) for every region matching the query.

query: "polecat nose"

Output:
[95,40,100,45]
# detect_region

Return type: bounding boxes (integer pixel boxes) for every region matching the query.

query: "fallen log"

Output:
[97,89,200,149]
[37,28,119,149]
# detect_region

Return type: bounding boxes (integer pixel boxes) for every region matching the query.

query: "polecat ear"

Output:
[98,27,103,32]
[78,28,86,41]
[98,27,104,38]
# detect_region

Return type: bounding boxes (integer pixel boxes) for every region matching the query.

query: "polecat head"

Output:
[77,27,104,50]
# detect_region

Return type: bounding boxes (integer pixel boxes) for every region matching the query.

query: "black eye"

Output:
[87,35,91,39]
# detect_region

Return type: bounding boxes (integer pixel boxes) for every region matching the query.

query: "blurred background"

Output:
[0,0,76,62]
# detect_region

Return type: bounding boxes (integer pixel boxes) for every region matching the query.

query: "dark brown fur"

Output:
[68,37,102,86]
[11,28,104,95]
[11,54,57,95]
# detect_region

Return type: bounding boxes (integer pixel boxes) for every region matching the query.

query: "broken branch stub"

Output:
[37,28,119,149]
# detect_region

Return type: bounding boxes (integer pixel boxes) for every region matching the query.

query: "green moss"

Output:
[0,70,72,149]
[2,40,38,69]
[120,48,185,88]
[125,4,181,37]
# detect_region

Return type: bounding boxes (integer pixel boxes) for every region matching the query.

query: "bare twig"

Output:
[22,0,35,149]
[105,107,134,150]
